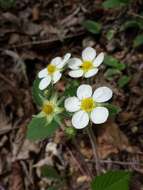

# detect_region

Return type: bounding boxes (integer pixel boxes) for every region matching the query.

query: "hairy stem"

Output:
[87,125,101,175]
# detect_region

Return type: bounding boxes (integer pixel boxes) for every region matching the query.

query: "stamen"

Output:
[42,102,54,115]
[81,98,95,112]
[81,61,93,72]
[47,64,56,74]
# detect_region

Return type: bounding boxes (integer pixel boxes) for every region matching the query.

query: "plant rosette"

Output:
[64,84,113,129]
[68,47,104,78]
[38,53,71,90]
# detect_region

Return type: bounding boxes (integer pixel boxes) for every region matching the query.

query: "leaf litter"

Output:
[0,0,143,190]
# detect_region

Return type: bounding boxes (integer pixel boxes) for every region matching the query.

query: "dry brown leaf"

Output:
[34,142,59,171]
[45,142,58,156]
[9,33,20,45]
[80,141,93,159]
[10,162,24,190]
[77,175,90,184]
[32,5,40,21]
[119,112,135,122]
[2,12,20,25]
[16,139,40,160]
[23,22,42,35]
[12,121,40,160]
[34,158,52,169]
[0,136,8,148]
[0,112,12,135]
[97,120,135,159]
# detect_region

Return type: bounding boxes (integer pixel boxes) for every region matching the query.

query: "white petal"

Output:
[72,110,89,129]
[64,97,81,112]
[52,71,62,84]
[68,69,83,78]
[93,86,113,103]
[58,53,71,69]
[84,68,98,78]
[39,76,51,90]
[82,47,96,61]
[55,62,64,69]
[63,53,71,63]
[68,58,82,70]
[38,68,48,78]
[77,84,92,100]
[91,107,109,124]
[93,52,104,67]
[51,57,62,66]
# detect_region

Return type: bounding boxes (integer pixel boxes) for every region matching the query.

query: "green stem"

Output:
[87,125,101,175]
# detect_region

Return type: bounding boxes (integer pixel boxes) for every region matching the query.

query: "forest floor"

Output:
[0,0,143,190]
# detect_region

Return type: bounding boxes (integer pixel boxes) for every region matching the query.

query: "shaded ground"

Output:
[0,0,143,189]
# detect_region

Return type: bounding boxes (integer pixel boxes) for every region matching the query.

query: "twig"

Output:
[88,159,143,166]
[9,32,85,48]
[87,126,101,175]
[127,11,143,19]
[73,139,93,178]
[60,124,92,179]
[66,146,88,177]
[0,73,16,88]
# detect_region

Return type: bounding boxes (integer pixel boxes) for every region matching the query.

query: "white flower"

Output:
[38,53,71,90]
[64,84,113,129]
[68,47,104,78]
[39,95,63,124]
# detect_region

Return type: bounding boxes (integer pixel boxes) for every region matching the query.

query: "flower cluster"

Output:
[37,47,113,129]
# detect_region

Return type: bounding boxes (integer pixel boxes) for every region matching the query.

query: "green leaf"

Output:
[65,127,77,139]
[106,29,116,41]
[104,55,126,71]
[41,166,61,180]
[103,0,129,9]
[64,80,79,97]
[106,104,121,116]
[82,20,102,34]
[27,116,59,141]
[133,34,143,47]
[0,0,15,9]
[32,77,45,107]
[120,18,143,31]
[118,75,131,88]
[47,188,57,190]
[91,171,132,190]
[104,68,121,79]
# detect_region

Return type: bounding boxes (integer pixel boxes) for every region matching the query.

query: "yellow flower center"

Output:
[80,98,95,112]
[47,64,56,75]
[81,61,93,72]
[42,102,54,115]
